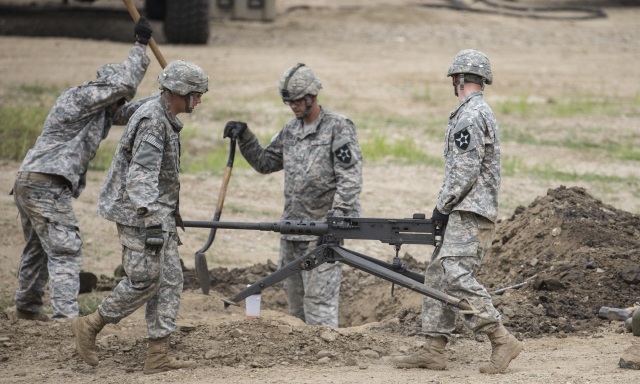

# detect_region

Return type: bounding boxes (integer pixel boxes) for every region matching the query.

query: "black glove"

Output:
[134,17,153,45]
[431,207,449,225]
[223,121,248,140]
[144,224,164,253]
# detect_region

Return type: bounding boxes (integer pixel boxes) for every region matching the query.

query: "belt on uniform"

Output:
[17,172,71,187]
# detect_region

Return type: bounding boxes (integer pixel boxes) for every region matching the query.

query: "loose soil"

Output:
[1,1,639,383]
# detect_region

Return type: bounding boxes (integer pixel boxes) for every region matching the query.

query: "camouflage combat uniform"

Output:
[239,108,362,328]
[12,45,150,319]
[422,90,503,338]
[96,95,184,339]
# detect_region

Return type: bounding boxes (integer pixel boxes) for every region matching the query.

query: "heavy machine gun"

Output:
[183,213,478,314]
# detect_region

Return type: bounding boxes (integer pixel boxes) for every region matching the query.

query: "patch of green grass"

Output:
[411,85,445,104]
[618,144,640,161]
[501,124,640,162]
[358,113,422,132]
[205,108,255,124]
[0,105,49,161]
[0,295,14,313]
[557,139,640,162]
[0,82,61,149]
[529,164,635,183]
[361,133,443,166]
[354,108,446,142]
[181,149,252,174]
[221,202,280,216]
[78,291,103,316]
[179,126,264,174]
[16,83,62,97]
[500,126,588,149]
[502,155,639,184]
[1,81,637,206]
[502,155,527,177]
[495,93,636,118]
[88,141,118,171]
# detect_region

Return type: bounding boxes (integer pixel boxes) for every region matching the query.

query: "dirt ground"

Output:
[1,0,640,383]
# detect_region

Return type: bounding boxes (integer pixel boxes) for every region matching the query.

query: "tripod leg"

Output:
[332,247,477,314]
[222,245,329,307]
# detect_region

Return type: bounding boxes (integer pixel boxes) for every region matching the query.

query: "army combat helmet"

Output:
[279,63,322,120]
[158,60,208,113]
[279,63,322,103]
[158,60,209,96]
[447,49,492,94]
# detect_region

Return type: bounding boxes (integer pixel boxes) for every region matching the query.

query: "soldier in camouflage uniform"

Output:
[11,18,154,321]
[223,63,362,328]
[392,49,523,373]
[72,60,208,374]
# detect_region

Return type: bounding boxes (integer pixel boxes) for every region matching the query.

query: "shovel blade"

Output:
[195,252,210,295]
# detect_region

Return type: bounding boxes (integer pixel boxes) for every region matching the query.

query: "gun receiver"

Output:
[183,214,478,315]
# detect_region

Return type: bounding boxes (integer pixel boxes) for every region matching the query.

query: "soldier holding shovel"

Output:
[12,18,154,321]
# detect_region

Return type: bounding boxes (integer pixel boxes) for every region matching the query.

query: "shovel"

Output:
[122,0,167,68]
[194,138,237,294]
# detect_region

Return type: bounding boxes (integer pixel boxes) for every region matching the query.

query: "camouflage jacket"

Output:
[97,95,183,232]
[238,107,363,241]
[19,45,150,198]
[436,91,501,222]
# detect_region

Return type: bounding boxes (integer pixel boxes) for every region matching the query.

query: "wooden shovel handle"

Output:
[122,0,168,69]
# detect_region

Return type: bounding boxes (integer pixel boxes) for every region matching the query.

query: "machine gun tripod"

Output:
[183,213,478,315]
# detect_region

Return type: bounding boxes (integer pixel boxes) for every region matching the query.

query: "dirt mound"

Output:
[184,186,640,339]
[178,317,394,369]
[480,185,640,337]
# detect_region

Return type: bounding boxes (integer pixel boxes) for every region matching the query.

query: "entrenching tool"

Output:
[193,138,237,295]
[183,214,479,315]
[122,0,167,68]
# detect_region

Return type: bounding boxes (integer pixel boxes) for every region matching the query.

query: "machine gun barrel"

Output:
[182,220,328,236]
[184,215,440,246]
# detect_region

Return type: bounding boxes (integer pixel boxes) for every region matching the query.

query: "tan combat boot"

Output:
[392,335,448,370]
[15,308,50,322]
[72,311,106,366]
[479,325,523,374]
[143,336,196,375]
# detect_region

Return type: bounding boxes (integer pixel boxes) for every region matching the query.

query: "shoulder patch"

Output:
[134,133,164,170]
[454,128,472,150]
[332,137,354,166]
[144,134,164,150]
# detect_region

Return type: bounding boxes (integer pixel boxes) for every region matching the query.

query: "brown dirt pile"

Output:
[481,185,640,337]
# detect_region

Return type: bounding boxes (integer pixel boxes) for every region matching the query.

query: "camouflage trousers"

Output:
[99,224,183,339]
[279,239,342,328]
[13,177,82,319]
[422,210,502,339]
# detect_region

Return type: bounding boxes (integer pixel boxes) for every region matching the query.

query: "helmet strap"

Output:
[452,75,459,97]
[300,95,315,120]
[459,73,465,91]
[162,89,173,107]
[183,93,196,113]
[281,63,306,101]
